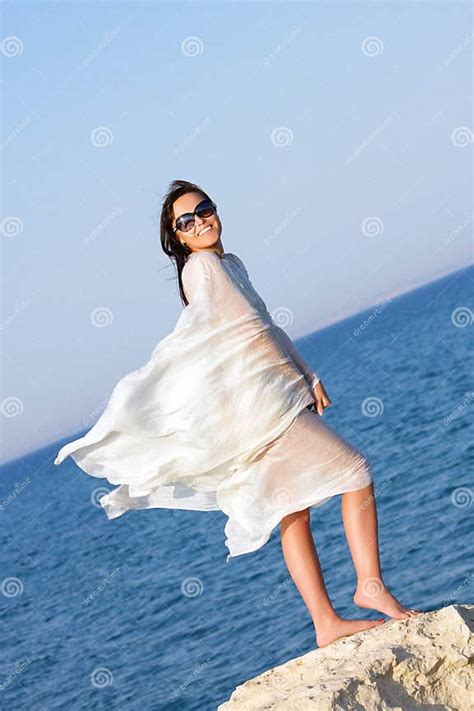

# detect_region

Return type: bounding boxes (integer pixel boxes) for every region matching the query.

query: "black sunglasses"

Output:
[173,199,217,233]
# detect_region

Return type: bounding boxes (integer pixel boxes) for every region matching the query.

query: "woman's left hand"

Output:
[307,380,331,416]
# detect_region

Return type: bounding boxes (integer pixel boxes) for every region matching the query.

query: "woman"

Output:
[54,179,421,648]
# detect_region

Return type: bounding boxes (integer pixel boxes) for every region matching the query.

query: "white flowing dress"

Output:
[54,250,372,561]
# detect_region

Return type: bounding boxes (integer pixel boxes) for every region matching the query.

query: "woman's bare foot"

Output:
[315,616,385,648]
[354,578,422,619]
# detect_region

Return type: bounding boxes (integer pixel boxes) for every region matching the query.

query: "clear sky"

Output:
[1,0,472,464]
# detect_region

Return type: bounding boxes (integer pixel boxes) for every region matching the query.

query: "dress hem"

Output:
[224,474,373,562]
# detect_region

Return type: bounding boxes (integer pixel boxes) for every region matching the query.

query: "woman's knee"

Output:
[281,506,311,526]
[353,452,374,486]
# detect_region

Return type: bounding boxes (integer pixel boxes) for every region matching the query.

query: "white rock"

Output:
[219,604,473,710]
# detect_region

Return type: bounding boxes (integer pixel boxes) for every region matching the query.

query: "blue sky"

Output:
[1,0,472,463]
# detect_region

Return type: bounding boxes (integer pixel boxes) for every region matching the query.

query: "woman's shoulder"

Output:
[182,250,228,295]
[183,250,214,273]
[184,249,241,274]
[183,250,247,278]
[184,250,223,268]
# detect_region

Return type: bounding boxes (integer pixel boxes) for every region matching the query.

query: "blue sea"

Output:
[1,265,473,710]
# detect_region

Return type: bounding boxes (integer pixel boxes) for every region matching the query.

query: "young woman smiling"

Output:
[55,179,421,648]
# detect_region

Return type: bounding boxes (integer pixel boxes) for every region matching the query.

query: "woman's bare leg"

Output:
[280,507,385,647]
[341,483,422,619]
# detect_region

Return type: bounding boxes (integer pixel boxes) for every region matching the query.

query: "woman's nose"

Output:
[194,215,206,230]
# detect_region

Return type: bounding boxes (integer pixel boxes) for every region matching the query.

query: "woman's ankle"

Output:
[355,575,386,595]
[312,609,341,632]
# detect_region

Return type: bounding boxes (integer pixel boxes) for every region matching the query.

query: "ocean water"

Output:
[1,265,472,710]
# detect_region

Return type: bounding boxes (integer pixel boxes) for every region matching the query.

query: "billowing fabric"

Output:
[54,250,371,561]
[221,407,372,559]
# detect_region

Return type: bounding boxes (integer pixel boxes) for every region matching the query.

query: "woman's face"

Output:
[172,192,222,254]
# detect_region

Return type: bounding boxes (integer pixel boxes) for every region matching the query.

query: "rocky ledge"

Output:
[219,604,473,710]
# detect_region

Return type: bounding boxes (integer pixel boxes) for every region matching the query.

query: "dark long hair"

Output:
[159,179,215,307]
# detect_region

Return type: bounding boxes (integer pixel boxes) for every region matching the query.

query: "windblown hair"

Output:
[160,179,214,307]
